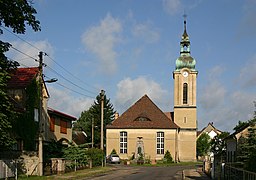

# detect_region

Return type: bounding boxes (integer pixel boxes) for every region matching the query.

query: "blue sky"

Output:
[3,0,256,132]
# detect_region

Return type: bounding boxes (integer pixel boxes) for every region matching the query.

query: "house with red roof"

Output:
[7,67,76,150]
[47,107,76,145]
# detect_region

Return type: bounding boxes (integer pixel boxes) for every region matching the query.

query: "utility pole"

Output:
[100,90,105,150]
[100,90,105,167]
[92,118,94,148]
[38,51,44,176]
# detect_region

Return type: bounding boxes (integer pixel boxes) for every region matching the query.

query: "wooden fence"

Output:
[0,160,17,179]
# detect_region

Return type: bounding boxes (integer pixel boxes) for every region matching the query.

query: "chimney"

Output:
[114,112,119,120]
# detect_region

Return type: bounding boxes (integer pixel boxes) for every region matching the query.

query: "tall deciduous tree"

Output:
[74,93,116,147]
[0,0,40,151]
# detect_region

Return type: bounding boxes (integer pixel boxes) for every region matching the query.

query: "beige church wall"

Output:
[174,108,197,129]
[178,130,197,162]
[106,129,177,161]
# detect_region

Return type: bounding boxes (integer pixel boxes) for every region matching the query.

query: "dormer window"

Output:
[134,117,151,121]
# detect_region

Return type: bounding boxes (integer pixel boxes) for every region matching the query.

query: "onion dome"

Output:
[175,16,196,71]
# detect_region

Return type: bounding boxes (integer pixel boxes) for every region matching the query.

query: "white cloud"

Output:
[207,65,225,80]
[163,0,182,15]
[47,86,94,118]
[199,90,255,132]
[115,76,168,113]
[132,22,160,43]
[198,66,255,132]
[199,80,226,110]
[81,13,122,74]
[8,40,54,67]
[239,54,256,88]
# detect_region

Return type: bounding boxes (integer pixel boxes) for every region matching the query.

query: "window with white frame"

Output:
[156,132,164,154]
[120,131,127,154]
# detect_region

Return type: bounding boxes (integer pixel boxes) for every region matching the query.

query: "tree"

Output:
[73,93,116,147]
[196,133,211,158]
[233,120,249,132]
[0,0,40,151]
[210,132,230,158]
[164,150,173,163]
[236,108,256,172]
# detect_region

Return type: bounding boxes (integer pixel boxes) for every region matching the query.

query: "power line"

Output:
[44,75,95,98]
[10,46,38,61]
[55,82,95,98]
[1,25,41,51]
[6,56,30,68]
[45,65,97,96]
[46,54,100,92]
[4,27,100,96]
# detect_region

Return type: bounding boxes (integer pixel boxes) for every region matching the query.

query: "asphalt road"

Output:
[85,165,193,180]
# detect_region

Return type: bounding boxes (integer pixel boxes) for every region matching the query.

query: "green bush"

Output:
[163,150,173,163]
[43,140,65,160]
[86,148,104,167]
[63,145,88,167]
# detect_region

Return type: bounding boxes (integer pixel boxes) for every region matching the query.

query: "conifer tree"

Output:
[74,93,116,147]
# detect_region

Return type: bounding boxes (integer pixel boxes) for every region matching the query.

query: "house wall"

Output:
[47,115,72,143]
[178,129,197,162]
[106,129,177,161]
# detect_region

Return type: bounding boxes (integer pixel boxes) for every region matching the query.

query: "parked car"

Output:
[106,154,120,164]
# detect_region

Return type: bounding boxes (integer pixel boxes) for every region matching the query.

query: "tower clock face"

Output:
[182,71,188,77]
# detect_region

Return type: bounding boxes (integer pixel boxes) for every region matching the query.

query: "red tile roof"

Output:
[7,67,39,88]
[107,95,179,129]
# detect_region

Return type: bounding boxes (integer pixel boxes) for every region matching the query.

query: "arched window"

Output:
[183,83,188,104]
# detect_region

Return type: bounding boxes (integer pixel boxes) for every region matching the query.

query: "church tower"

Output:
[173,16,198,161]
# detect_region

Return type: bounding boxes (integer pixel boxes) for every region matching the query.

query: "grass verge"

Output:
[18,166,114,180]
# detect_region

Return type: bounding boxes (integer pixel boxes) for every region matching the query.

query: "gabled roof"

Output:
[72,130,87,145]
[7,67,39,88]
[197,122,222,137]
[48,107,77,121]
[107,95,179,129]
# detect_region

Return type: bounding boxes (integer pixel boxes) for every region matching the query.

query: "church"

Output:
[106,18,198,162]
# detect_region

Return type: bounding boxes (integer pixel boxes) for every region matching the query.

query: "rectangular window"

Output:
[156,132,164,154]
[60,120,67,134]
[120,131,127,154]
[50,117,55,132]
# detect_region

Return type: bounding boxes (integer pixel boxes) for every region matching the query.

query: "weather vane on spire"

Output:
[183,12,187,33]
[183,13,187,25]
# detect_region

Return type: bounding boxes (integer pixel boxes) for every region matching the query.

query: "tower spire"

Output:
[183,14,187,36]
[175,15,196,71]
[181,13,189,43]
